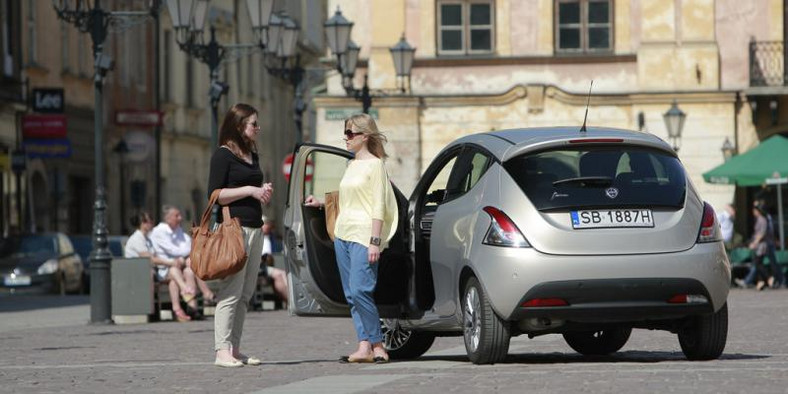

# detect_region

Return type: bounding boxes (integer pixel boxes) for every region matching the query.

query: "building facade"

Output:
[313,0,783,219]
[6,0,325,237]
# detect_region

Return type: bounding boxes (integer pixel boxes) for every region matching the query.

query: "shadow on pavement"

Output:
[412,350,768,364]
[0,295,89,312]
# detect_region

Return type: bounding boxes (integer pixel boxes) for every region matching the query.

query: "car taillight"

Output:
[482,206,530,248]
[697,202,721,243]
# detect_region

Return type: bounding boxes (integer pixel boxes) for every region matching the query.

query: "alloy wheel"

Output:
[463,286,481,352]
[382,319,411,351]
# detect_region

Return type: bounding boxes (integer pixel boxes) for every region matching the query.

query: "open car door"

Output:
[283,143,411,317]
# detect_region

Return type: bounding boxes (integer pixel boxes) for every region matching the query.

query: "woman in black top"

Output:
[208,103,273,368]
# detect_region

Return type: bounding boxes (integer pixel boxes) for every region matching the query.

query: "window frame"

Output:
[437,0,495,56]
[554,0,613,55]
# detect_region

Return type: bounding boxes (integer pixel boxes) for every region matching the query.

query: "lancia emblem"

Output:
[605,187,619,199]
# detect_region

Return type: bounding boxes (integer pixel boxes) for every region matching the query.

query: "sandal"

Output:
[174,309,192,322]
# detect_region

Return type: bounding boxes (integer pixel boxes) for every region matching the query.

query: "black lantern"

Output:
[721,137,736,162]
[663,100,687,152]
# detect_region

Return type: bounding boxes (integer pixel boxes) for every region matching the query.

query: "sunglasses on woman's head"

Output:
[344,129,363,139]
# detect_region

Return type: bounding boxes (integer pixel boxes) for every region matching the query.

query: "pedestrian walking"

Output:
[304,113,398,363]
[208,103,273,368]
[740,203,783,290]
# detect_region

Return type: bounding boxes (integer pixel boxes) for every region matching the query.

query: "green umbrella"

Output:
[703,134,788,250]
[703,135,788,186]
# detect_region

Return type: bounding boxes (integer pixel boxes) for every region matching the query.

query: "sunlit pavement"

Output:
[2,289,788,393]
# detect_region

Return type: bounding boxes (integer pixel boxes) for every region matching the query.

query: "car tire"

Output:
[562,327,632,355]
[462,276,510,364]
[678,303,728,361]
[381,319,435,360]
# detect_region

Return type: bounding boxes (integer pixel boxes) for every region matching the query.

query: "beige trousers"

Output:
[214,226,262,351]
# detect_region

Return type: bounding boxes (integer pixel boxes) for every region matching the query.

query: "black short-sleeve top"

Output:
[207,147,264,228]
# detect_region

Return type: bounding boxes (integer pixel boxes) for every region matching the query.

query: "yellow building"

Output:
[314,0,783,216]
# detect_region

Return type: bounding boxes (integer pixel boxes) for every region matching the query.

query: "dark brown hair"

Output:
[130,211,153,229]
[218,103,259,157]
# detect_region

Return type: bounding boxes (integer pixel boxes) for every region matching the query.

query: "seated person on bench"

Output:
[125,211,193,322]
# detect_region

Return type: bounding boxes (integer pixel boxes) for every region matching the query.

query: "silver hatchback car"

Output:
[283,127,730,364]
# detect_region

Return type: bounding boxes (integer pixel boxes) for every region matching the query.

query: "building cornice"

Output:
[315,84,738,109]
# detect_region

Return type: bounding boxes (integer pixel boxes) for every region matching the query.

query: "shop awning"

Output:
[703,135,788,186]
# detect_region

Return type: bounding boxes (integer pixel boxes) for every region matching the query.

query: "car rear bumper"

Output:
[470,241,730,322]
[510,277,714,323]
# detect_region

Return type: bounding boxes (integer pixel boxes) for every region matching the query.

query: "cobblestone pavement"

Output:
[1,289,788,393]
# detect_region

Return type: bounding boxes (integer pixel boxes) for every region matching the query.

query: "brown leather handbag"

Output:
[190,189,248,280]
[325,190,340,241]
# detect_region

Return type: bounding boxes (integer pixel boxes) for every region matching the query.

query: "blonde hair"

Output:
[346,113,388,159]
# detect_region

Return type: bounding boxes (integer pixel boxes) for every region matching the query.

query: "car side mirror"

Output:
[426,189,446,204]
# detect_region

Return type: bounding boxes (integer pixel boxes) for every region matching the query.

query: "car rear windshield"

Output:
[503,146,686,211]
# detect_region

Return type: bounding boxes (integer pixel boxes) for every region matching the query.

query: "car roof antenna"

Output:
[580,80,593,133]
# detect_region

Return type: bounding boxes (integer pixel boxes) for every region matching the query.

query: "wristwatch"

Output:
[370,236,381,246]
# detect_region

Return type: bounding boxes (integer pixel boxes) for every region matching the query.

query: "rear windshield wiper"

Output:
[552,176,613,188]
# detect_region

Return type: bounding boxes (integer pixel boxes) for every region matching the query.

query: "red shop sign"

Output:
[22,114,68,139]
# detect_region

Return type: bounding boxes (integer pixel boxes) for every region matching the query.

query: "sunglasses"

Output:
[344,129,363,140]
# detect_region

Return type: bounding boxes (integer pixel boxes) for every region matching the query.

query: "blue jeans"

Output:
[334,238,382,344]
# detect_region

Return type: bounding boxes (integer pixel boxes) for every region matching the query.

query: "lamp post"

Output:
[165,0,302,147]
[663,100,687,152]
[52,0,160,324]
[721,137,736,162]
[113,139,129,234]
[324,7,415,114]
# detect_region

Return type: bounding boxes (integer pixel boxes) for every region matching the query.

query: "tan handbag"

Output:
[325,190,340,241]
[190,189,248,280]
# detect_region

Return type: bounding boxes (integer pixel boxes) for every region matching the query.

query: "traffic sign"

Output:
[282,153,313,182]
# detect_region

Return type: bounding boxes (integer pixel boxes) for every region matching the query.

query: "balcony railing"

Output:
[750,40,787,87]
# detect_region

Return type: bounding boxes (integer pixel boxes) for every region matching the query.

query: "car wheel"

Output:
[678,303,728,361]
[381,319,435,360]
[462,276,510,364]
[562,327,632,355]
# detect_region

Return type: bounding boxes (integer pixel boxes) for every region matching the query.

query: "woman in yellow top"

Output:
[305,113,398,363]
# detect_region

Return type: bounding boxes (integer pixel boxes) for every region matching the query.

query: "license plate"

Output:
[3,275,31,286]
[571,209,655,229]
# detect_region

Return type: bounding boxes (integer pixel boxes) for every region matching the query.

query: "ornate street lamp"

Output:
[325,8,415,114]
[52,0,160,324]
[324,6,353,58]
[390,34,416,92]
[663,100,687,152]
[246,0,274,46]
[165,1,303,148]
[721,137,736,162]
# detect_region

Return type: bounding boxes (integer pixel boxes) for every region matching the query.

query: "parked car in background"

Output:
[69,235,128,293]
[0,233,84,294]
[284,127,731,364]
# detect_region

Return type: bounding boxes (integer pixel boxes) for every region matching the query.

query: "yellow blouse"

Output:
[333,157,398,250]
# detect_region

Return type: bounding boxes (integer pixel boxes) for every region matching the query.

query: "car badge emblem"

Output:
[605,187,619,199]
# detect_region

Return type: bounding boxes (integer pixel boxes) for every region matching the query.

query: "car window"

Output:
[446,150,491,200]
[0,235,58,258]
[424,156,459,207]
[503,146,686,210]
[303,150,349,202]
